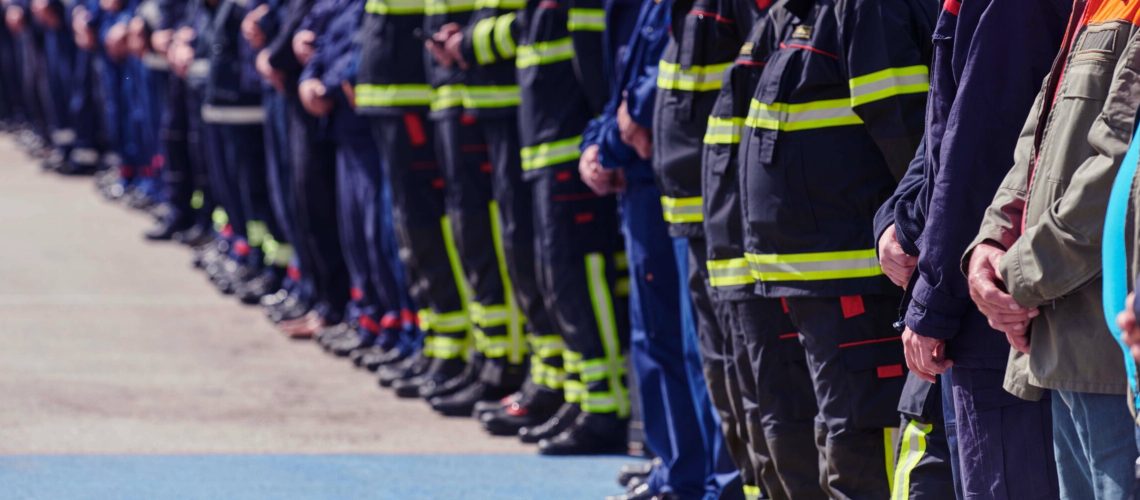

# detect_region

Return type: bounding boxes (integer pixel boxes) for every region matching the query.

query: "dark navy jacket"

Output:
[874,0,1068,366]
[202,0,264,110]
[581,0,670,184]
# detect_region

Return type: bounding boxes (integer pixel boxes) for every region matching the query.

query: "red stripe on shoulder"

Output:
[943,0,960,15]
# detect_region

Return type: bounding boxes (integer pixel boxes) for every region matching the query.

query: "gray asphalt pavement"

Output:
[0,137,531,455]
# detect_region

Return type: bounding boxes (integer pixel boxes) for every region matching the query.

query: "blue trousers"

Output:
[621,181,737,499]
[1052,390,1137,499]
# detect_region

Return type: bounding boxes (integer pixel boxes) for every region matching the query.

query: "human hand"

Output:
[151,28,173,55]
[256,49,283,91]
[967,243,1038,353]
[242,4,269,49]
[902,327,952,383]
[299,78,332,116]
[878,224,917,289]
[31,0,60,29]
[1118,293,1140,363]
[292,30,315,65]
[127,16,148,57]
[104,21,130,62]
[578,144,626,195]
[617,100,651,160]
[5,6,26,35]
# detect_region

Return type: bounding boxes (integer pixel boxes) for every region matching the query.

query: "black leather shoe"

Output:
[617,461,656,488]
[519,403,580,444]
[474,392,520,419]
[415,359,468,398]
[419,358,481,400]
[175,224,215,247]
[329,331,377,357]
[315,323,355,350]
[368,345,409,371]
[267,293,313,324]
[482,387,564,436]
[235,269,283,305]
[382,353,430,391]
[260,289,290,308]
[537,413,628,456]
[429,381,517,417]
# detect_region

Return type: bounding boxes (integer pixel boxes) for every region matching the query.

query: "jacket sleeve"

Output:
[836,0,933,180]
[908,5,1062,338]
[874,136,925,257]
[997,75,1140,308]
[460,11,520,66]
[266,0,310,73]
[963,90,1041,272]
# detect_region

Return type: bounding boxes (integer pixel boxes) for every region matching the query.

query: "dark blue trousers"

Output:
[621,180,734,500]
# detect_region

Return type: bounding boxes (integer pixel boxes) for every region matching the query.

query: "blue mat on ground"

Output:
[0,454,643,499]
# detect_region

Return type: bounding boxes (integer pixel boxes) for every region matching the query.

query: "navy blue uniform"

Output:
[875,0,1068,498]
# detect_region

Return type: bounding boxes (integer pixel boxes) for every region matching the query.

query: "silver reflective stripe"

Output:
[142,52,170,71]
[187,60,210,79]
[201,105,266,124]
[51,129,76,146]
[751,255,880,275]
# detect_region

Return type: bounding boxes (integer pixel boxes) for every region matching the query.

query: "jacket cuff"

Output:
[905,276,968,340]
[998,238,1046,309]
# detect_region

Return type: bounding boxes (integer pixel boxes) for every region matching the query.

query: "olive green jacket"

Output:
[968,19,1140,397]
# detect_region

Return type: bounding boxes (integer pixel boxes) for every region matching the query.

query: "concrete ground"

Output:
[0,137,636,498]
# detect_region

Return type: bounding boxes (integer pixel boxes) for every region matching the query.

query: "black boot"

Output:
[481,386,565,436]
[419,356,482,400]
[235,268,283,305]
[537,412,628,456]
[428,380,518,417]
[519,403,581,444]
[381,352,429,390]
[415,358,469,398]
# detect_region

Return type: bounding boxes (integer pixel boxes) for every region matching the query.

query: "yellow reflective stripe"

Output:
[469,302,511,327]
[475,0,524,8]
[354,84,434,107]
[660,196,704,224]
[246,220,269,247]
[439,215,475,331]
[212,207,228,230]
[615,277,630,297]
[745,98,863,132]
[425,335,468,359]
[568,8,604,31]
[494,13,517,60]
[462,85,521,108]
[564,380,585,403]
[585,253,630,417]
[890,421,930,500]
[657,61,731,92]
[743,485,762,500]
[489,201,526,364]
[521,135,581,171]
[582,392,620,413]
[265,242,293,267]
[473,17,498,65]
[191,190,205,210]
[425,0,477,14]
[581,357,626,382]
[614,252,629,271]
[849,65,930,107]
[746,248,883,282]
[708,257,755,287]
[704,116,744,145]
[517,37,574,69]
[365,0,425,14]
[530,335,566,358]
[431,84,466,111]
[531,357,567,389]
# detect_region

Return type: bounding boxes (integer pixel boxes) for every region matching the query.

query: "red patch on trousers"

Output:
[840,295,865,319]
[575,212,595,224]
[877,364,904,379]
[404,113,427,146]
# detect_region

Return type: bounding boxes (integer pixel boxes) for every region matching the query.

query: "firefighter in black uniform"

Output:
[738,0,934,497]
[700,18,825,499]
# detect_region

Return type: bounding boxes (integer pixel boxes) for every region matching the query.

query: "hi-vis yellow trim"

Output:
[431,84,466,111]
[439,215,475,332]
[585,253,630,418]
[425,0,477,14]
[212,207,228,230]
[742,484,762,500]
[475,0,525,8]
[488,201,526,364]
[473,17,498,64]
[660,196,703,224]
[657,61,732,92]
[246,220,269,247]
[568,8,605,31]
[494,14,517,60]
[355,84,434,107]
[418,309,470,333]
[704,116,744,145]
[517,37,574,69]
[521,135,581,171]
[365,0,425,15]
[746,248,883,281]
[891,421,930,500]
[708,257,755,287]
[530,334,566,359]
[191,190,205,210]
[425,335,468,359]
[462,85,521,108]
[885,427,899,493]
[849,65,930,107]
[745,97,863,132]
